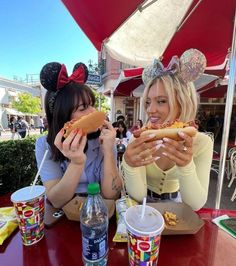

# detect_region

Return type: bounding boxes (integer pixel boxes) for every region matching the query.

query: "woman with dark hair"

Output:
[116,121,132,142]
[36,62,122,208]
[115,121,132,161]
[116,121,127,139]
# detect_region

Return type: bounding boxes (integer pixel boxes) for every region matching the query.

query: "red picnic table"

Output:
[1,194,236,266]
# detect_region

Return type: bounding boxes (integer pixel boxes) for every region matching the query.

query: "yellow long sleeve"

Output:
[122,132,213,210]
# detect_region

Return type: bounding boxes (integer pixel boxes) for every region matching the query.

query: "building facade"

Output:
[0,77,45,128]
[99,51,142,127]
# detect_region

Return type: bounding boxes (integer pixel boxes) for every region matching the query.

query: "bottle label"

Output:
[82,232,108,261]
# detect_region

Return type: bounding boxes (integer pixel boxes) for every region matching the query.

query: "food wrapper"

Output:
[62,196,115,221]
[0,207,18,245]
[113,195,137,242]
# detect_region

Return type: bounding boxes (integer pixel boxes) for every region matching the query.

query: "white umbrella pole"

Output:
[215,10,236,209]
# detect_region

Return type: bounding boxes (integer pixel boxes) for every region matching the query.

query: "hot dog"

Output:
[133,120,198,141]
[63,111,106,138]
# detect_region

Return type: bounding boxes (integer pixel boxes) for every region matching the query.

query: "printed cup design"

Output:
[125,205,164,266]
[127,231,161,266]
[13,195,45,246]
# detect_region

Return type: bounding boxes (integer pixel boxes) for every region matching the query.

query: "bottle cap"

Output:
[87,182,100,195]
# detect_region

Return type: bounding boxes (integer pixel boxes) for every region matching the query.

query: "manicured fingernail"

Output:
[154,156,160,161]
[155,140,163,144]
[156,144,162,150]
[163,138,169,142]
[178,131,185,137]
[162,152,167,156]
[148,134,156,138]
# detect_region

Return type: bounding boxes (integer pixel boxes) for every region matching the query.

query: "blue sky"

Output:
[0,0,98,81]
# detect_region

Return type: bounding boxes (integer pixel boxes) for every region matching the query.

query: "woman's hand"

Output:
[54,129,87,166]
[99,120,116,153]
[161,131,193,167]
[124,134,162,167]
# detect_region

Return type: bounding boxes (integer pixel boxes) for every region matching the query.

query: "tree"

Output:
[93,89,110,114]
[12,93,41,114]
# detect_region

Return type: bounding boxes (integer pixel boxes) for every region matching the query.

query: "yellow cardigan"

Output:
[122,132,213,210]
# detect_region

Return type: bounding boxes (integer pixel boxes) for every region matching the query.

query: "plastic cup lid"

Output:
[125,205,165,236]
[11,185,45,203]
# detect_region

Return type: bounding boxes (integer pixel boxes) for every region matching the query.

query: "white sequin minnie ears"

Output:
[142,49,207,85]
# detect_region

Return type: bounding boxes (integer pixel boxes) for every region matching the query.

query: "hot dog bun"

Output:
[63,111,106,138]
[134,120,198,141]
[140,126,197,141]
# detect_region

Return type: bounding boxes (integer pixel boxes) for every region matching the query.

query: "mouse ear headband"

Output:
[40,62,88,113]
[142,49,207,86]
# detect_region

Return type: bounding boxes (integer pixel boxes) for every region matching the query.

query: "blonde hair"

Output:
[142,75,199,123]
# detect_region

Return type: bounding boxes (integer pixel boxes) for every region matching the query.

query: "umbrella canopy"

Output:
[62,0,235,67]
[200,85,228,98]
[113,67,143,96]
[112,64,227,97]
[61,0,144,51]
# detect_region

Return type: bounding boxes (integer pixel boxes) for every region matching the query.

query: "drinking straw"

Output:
[141,197,146,219]
[30,149,48,194]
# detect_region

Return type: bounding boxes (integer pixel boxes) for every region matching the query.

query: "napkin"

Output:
[0,207,18,245]
[212,215,236,239]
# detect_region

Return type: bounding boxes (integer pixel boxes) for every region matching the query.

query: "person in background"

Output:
[206,114,219,139]
[130,119,143,133]
[122,49,213,211]
[116,121,132,145]
[35,62,122,208]
[115,120,132,163]
[15,116,29,139]
[43,116,48,132]
[112,115,125,128]
[196,111,207,132]
[30,117,35,130]
[39,116,45,134]
[117,115,125,122]
[9,116,18,140]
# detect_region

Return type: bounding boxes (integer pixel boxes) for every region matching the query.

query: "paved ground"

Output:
[0,129,41,141]
[204,170,236,210]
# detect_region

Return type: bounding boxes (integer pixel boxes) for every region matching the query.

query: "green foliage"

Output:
[12,92,42,114]
[93,89,110,113]
[0,136,41,195]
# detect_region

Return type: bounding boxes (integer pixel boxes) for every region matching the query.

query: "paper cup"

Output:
[125,205,164,266]
[11,185,46,246]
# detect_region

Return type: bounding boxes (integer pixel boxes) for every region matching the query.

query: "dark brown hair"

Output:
[45,82,95,161]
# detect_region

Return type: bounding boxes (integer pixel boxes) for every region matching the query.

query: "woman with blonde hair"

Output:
[122,49,213,211]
